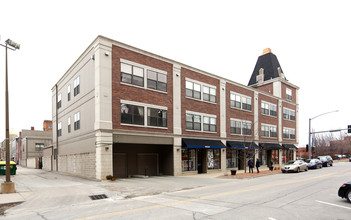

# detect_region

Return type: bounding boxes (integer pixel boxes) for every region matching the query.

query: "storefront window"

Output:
[208,149,221,169]
[259,149,267,166]
[226,148,237,168]
[182,148,196,171]
[272,150,279,164]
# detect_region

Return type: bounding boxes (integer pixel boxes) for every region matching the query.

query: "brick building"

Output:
[46,36,298,180]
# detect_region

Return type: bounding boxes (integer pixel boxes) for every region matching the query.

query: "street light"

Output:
[308,110,339,159]
[0,38,20,194]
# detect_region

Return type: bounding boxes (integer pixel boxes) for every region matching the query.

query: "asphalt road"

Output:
[2,162,351,219]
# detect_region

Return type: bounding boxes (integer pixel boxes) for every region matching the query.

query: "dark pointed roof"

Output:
[248,49,285,86]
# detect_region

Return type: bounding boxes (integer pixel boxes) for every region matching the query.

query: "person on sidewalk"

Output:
[256,158,260,173]
[248,159,254,173]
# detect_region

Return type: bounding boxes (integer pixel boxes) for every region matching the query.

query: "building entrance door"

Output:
[197,149,204,174]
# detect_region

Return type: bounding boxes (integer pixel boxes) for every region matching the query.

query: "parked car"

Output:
[306,159,322,169]
[338,181,351,203]
[317,156,333,167]
[349,157,351,162]
[282,160,308,173]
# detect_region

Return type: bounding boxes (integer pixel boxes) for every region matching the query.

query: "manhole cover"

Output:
[89,194,108,200]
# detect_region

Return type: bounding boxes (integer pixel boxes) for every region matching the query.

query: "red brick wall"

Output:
[258,94,279,141]
[181,68,220,137]
[255,84,273,95]
[226,83,255,139]
[112,45,174,133]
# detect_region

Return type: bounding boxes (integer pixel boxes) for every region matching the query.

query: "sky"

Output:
[0,0,350,147]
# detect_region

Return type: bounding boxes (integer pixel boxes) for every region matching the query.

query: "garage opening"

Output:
[113,143,173,178]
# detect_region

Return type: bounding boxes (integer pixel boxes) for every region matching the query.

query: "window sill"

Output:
[230,106,252,112]
[120,82,168,94]
[120,123,168,129]
[185,129,217,134]
[185,96,217,105]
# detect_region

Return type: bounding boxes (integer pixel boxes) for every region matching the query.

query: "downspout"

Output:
[55,84,59,171]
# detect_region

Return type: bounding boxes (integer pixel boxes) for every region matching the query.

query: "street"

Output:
[1,162,351,220]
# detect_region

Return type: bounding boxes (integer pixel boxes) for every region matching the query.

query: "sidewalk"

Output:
[0,165,281,214]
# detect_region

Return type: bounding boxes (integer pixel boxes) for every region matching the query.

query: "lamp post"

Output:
[308,110,338,159]
[1,38,20,194]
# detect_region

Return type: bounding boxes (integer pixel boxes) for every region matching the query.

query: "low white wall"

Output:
[58,152,96,179]
[27,158,36,169]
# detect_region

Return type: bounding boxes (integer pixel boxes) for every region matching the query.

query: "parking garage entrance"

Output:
[112,135,173,178]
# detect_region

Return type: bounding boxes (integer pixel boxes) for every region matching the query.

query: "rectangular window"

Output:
[67,117,71,133]
[261,125,269,137]
[182,148,196,171]
[290,129,295,139]
[203,86,216,103]
[147,70,167,92]
[121,63,144,87]
[74,76,80,96]
[230,94,241,109]
[269,104,277,116]
[242,121,252,135]
[270,126,277,137]
[242,97,252,111]
[185,81,201,100]
[283,108,295,121]
[74,112,80,130]
[147,108,167,127]
[186,113,201,131]
[57,122,62,137]
[207,149,221,169]
[230,120,241,135]
[261,102,269,115]
[67,85,71,101]
[57,94,62,109]
[121,103,144,125]
[35,143,45,151]
[283,128,289,139]
[203,116,216,132]
[262,102,277,116]
[226,149,237,168]
[286,88,292,100]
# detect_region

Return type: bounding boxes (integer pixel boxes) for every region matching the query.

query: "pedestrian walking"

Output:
[248,159,254,173]
[256,158,260,173]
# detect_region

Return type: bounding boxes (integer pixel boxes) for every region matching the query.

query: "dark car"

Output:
[349,157,351,162]
[338,181,351,203]
[317,156,333,167]
[306,159,322,169]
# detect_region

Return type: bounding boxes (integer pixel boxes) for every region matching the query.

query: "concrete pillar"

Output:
[254,91,259,141]
[96,131,113,180]
[220,80,226,138]
[173,64,182,135]
[279,149,283,165]
[173,137,182,176]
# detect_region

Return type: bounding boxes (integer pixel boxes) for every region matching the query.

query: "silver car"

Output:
[282,160,308,173]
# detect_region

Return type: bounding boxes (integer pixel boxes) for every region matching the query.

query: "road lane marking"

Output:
[77,171,340,220]
[316,200,351,210]
[268,218,277,220]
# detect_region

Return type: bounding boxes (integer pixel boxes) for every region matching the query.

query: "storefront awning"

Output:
[259,143,283,150]
[182,138,226,149]
[227,141,259,149]
[282,144,297,149]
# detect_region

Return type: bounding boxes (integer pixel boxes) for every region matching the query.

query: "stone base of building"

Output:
[1,181,15,194]
[58,152,96,179]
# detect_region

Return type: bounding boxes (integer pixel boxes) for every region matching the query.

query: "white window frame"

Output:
[286,88,292,100]
[230,92,252,111]
[120,99,168,129]
[230,118,252,136]
[74,76,80,96]
[120,59,168,93]
[67,117,71,133]
[74,112,80,130]
[261,101,277,117]
[67,85,71,101]
[283,127,295,140]
[57,94,62,109]
[185,110,217,133]
[57,122,62,137]
[283,108,296,121]
[261,123,277,138]
[185,78,217,104]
